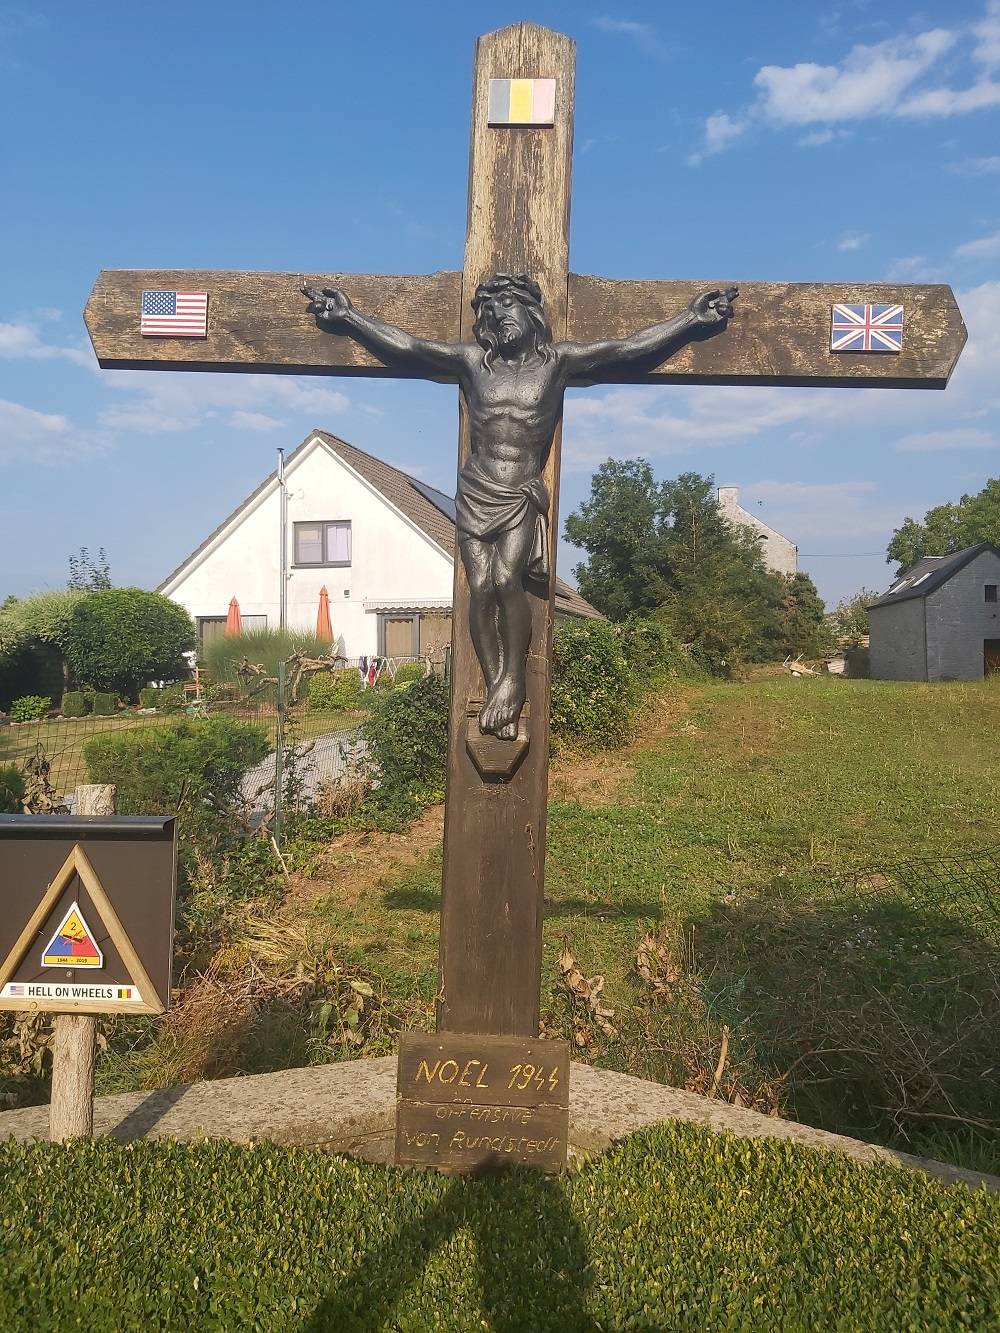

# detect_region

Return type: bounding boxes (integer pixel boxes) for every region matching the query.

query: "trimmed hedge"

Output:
[138,686,160,709]
[0,1124,995,1330]
[91,691,117,716]
[63,587,195,697]
[83,716,269,856]
[307,667,363,712]
[61,690,90,718]
[392,661,427,687]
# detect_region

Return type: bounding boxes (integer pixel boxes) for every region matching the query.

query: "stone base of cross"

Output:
[84,24,965,1173]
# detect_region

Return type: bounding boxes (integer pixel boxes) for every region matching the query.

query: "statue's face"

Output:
[480,291,533,355]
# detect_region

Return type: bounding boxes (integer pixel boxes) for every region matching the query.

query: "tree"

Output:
[565,463,808,672]
[68,546,112,591]
[888,478,1000,570]
[775,572,834,658]
[828,588,879,646]
[63,589,195,697]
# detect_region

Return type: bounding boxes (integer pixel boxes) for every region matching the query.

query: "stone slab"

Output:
[0,1056,995,1193]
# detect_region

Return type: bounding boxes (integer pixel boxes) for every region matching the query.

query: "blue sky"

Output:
[2,0,998,606]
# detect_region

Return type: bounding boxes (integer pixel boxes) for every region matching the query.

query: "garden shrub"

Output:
[90,692,117,717]
[159,685,186,711]
[392,662,426,688]
[361,673,448,818]
[618,617,697,681]
[550,620,637,750]
[307,667,363,712]
[205,628,329,687]
[63,589,195,698]
[61,690,90,718]
[0,766,24,813]
[84,715,270,860]
[138,687,160,710]
[0,1128,996,1331]
[10,695,50,722]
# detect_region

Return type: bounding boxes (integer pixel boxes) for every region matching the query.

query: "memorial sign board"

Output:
[0,817,176,1016]
[397,1033,570,1172]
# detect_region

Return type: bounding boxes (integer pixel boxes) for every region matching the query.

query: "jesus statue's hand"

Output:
[689,287,738,325]
[302,284,353,324]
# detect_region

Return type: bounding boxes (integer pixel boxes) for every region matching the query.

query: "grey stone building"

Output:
[868,542,1000,681]
[717,486,798,576]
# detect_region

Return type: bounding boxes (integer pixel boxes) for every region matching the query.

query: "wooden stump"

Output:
[50,1014,97,1141]
[48,783,117,1141]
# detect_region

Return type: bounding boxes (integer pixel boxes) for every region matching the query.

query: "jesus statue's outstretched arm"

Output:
[558,287,738,379]
[302,284,470,379]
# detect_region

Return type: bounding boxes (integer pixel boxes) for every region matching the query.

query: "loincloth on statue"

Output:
[456,457,550,582]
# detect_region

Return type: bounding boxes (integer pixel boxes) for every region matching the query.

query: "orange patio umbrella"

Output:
[225,596,243,636]
[316,586,333,644]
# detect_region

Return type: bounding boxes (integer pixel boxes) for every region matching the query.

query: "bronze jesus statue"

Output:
[304,275,737,740]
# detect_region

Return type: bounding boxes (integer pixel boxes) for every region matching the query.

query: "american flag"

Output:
[830,303,904,353]
[8,984,25,997]
[140,290,209,338]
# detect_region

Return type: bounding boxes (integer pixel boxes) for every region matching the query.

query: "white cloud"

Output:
[689,6,1000,160]
[0,320,94,369]
[590,16,667,57]
[688,112,748,164]
[896,427,997,452]
[97,370,352,436]
[837,231,870,252]
[0,398,109,465]
[229,411,284,432]
[951,154,1000,174]
[734,479,903,544]
[754,29,955,125]
[954,230,1000,259]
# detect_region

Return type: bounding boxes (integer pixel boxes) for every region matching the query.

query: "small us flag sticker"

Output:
[831,303,904,353]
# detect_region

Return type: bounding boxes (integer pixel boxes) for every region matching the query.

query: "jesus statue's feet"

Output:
[479,674,525,740]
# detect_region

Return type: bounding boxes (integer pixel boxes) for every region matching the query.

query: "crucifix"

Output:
[84,24,965,1171]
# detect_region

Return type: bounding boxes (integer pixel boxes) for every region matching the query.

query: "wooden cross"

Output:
[84,25,965,1052]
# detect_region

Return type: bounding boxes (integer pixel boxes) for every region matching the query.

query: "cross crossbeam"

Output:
[86,269,964,388]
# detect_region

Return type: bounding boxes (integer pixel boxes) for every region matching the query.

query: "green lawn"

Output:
[1,1125,996,1331]
[306,677,1000,1165]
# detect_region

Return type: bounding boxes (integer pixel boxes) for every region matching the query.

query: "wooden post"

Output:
[437,26,576,1036]
[48,783,116,1141]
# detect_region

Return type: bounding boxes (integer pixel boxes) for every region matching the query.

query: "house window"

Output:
[987,584,998,603]
[294,521,351,567]
[197,614,267,647]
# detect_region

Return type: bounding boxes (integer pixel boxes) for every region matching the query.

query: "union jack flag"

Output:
[831,303,904,353]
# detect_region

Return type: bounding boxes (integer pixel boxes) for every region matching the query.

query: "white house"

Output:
[160,429,601,658]
[717,486,798,577]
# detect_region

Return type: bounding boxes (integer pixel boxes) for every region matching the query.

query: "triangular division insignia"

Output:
[0,843,164,1014]
[41,900,104,969]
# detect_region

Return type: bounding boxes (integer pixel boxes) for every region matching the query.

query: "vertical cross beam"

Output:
[437,25,576,1035]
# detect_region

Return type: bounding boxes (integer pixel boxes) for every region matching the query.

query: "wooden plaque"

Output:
[0,817,176,1015]
[396,1032,570,1173]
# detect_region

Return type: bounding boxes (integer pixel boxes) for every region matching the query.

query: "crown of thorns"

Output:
[472,273,545,312]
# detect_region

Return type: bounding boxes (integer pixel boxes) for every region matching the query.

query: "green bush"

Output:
[307,667,363,712]
[138,687,160,709]
[90,691,117,717]
[0,588,87,657]
[63,588,195,698]
[84,715,270,858]
[159,685,186,712]
[0,765,24,813]
[61,690,90,718]
[361,673,448,816]
[392,662,427,688]
[9,694,50,722]
[618,617,696,681]
[550,620,637,750]
[0,1126,996,1330]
